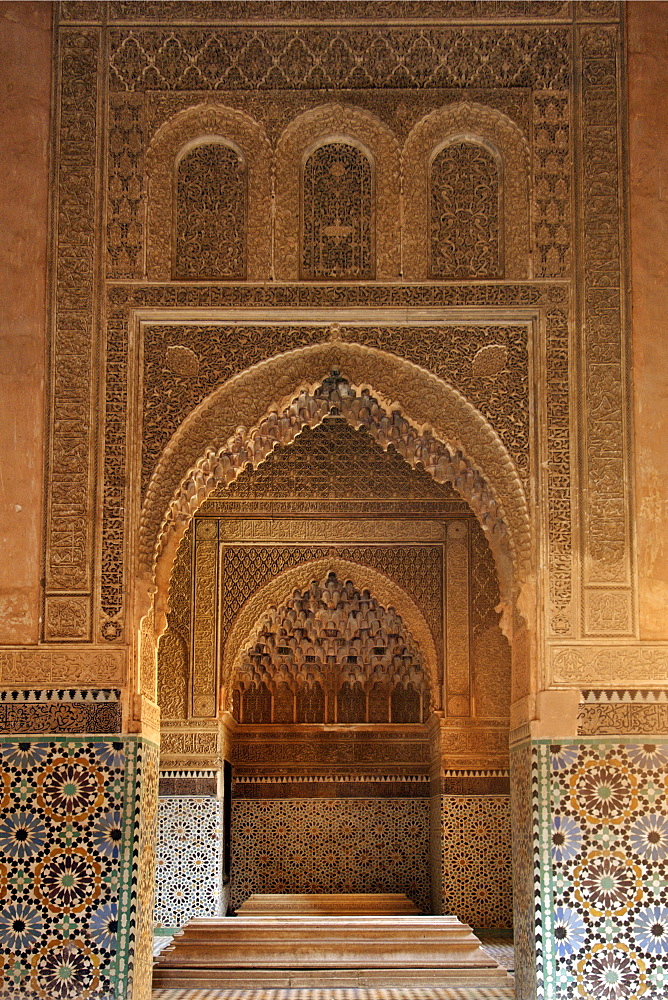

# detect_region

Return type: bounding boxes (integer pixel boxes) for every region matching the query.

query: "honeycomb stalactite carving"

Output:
[223,556,439,707]
[175,142,246,280]
[155,375,512,588]
[403,102,529,280]
[302,142,373,280]
[430,141,500,279]
[233,571,430,726]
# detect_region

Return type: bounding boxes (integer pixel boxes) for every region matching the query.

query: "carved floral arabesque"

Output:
[471,518,511,720]
[45,28,99,624]
[402,102,530,280]
[175,142,246,279]
[107,25,571,93]
[158,525,192,721]
[430,140,501,279]
[545,307,573,636]
[140,322,529,499]
[140,346,529,603]
[533,91,571,278]
[145,104,271,280]
[274,104,400,280]
[0,648,125,687]
[302,141,373,280]
[222,557,440,710]
[550,646,668,686]
[579,26,633,635]
[78,3,577,25]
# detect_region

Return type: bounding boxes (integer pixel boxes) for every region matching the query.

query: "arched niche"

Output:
[145,104,271,280]
[301,138,375,280]
[222,557,440,712]
[429,137,502,279]
[402,102,530,280]
[274,104,400,280]
[135,343,535,716]
[174,138,246,280]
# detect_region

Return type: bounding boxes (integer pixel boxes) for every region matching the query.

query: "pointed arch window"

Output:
[174,140,246,280]
[301,140,374,280]
[429,139,501,279]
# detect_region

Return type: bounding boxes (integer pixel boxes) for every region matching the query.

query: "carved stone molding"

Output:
[140,342,530,605]
[550,645,668,686]
[577,26,633,621]
[274,104,401,280]
[145,103,271,280]
[402,102,530,280]
[215,519,448,544]
[222,557,440,710]
[577,690,668,736]
[45,27,100,619]
[0,647,126,688]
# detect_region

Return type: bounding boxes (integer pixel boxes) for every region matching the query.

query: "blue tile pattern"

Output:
[536,739,668,999]
[0,736,148,999]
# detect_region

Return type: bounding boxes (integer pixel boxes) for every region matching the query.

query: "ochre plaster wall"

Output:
[0,2,51,643]
[628,1,668,640]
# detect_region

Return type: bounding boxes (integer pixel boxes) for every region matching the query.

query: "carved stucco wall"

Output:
[4,2,667,685]
[3,3,668,998]
[33,2,640,684]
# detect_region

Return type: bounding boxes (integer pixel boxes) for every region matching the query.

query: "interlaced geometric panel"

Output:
[233,571,429,725]
[302,142,373,280]
[154,796,223,928]
[175,143,245,280]
[430,141,500,279]
[231,798,431,914]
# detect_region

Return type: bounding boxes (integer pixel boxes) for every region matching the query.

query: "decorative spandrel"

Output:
[430,141,501,279]
[302,142,373,280]
[175,142,246,280]
[233,572,429,725]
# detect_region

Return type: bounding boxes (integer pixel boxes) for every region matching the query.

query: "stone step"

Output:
[156,916,499,970]
[237,892,421,916]
[152,915,515,991]
[152,967,515,989]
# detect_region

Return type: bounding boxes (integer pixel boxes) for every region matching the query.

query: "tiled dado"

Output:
[435,796,512,930]
[155,796,223,929]
[531,739,668,1000]
[0,734,157,1000]
[230,798,431,914]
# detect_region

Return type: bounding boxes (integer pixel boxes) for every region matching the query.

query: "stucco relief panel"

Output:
[144,103,272,281]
